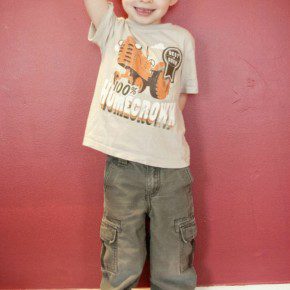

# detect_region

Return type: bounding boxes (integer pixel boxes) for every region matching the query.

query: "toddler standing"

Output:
[83,0,199,289]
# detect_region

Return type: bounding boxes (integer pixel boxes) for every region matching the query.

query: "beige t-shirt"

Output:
[82,1,199,168]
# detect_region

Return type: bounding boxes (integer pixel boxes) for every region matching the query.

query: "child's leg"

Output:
[100,155,148,290]
[148,166,197,290]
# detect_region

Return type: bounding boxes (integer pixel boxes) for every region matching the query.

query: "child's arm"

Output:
[179,93,189,112]
[84,0,109,30]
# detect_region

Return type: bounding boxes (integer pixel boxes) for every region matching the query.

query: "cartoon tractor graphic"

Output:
[114,35,171,100]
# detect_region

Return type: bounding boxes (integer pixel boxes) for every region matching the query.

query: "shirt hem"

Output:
[82,137,189,169]
[181,86,198,94]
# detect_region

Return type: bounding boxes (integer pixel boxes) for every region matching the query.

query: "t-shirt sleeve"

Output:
[180,32,199,94]
[87,1,117,54]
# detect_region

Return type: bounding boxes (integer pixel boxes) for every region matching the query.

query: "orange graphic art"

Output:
[113,35,182,100]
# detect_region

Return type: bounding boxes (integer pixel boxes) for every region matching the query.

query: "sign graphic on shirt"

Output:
[99,35,183,130]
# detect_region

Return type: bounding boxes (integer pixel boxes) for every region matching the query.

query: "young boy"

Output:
[83,0,199,289]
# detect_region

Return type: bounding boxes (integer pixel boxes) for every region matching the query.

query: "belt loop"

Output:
[118,158,129,165]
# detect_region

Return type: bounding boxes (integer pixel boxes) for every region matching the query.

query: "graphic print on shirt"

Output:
[99,35,183,130]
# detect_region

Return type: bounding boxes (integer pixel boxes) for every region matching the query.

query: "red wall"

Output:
[1,0,289,288]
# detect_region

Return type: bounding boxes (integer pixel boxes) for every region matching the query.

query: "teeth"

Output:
[135,7,154,13]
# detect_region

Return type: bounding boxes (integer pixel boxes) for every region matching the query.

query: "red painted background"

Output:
[1,0,289,288]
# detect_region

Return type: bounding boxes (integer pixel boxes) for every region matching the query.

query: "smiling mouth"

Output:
[134,6,156,16]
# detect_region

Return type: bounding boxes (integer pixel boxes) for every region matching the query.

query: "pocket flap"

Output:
[174,215,196,233]
[100,222,117,244]
[180,224,197,243]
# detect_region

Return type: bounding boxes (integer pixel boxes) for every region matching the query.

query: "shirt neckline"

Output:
[126,18,173,30]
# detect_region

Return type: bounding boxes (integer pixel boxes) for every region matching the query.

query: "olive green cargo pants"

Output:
[100,155,197,290]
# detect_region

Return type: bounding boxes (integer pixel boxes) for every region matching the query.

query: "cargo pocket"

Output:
[175,216,197,273]
[100,218,119,274]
